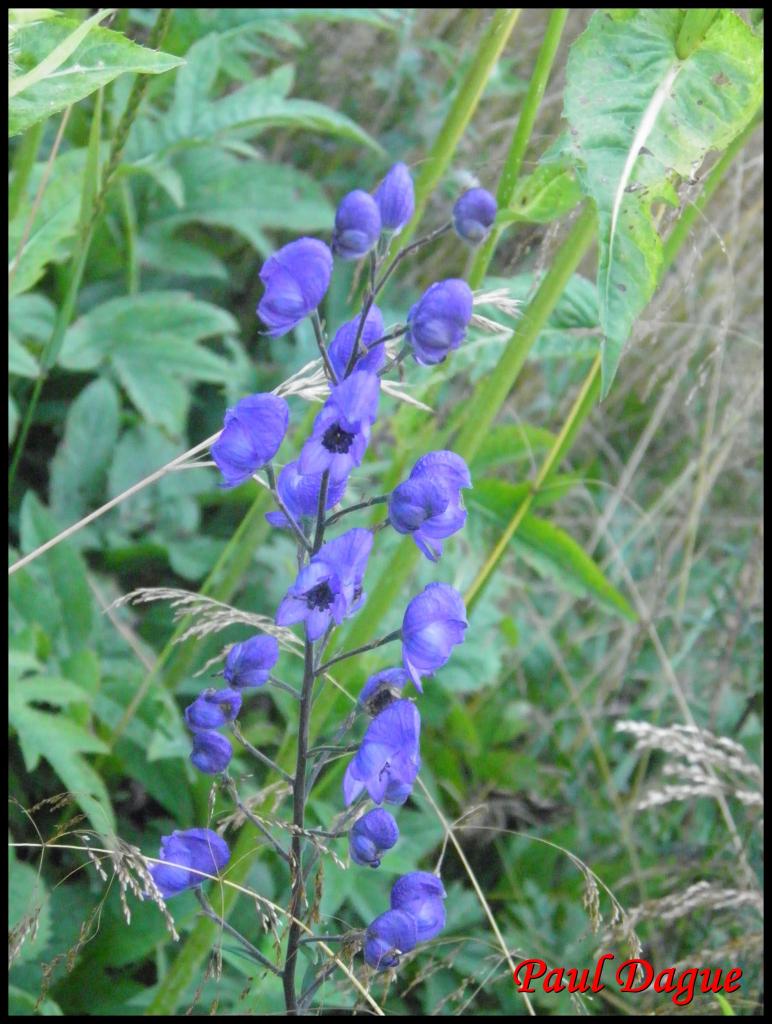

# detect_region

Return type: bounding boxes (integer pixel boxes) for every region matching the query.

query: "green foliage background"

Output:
[9,8,763,1016]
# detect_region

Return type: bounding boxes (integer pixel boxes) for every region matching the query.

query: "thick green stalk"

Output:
[388,9,521,258]
[8,9,172,494]
[8,120,45,220]
[469,8,568,288]
[464,111,764,612]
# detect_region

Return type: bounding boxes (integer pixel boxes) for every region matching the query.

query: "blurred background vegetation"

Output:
[9,8,763,1016]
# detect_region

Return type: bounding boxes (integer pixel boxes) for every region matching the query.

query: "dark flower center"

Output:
[306,581,335,610]
[378,760,391,781]
[322,422,356,454]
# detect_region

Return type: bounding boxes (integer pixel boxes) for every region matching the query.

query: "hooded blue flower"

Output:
[343,699,420,806]
[328,306,386,381]
[257,238,332,337]
[223,634,279,689]
[374,162,415,233]
[390,871,447,942]
[211,393,289,489]
[190,730,232,774]
[149,828,230,900]
[364,909,417,971]
[407,279,473,366]
[332,190,381,261]
[389,451,471,561]
[265,460,348,530]
[350,808,399,868]
[299,372,380,485]
[275,528,373,641]
[185,688,242,731]
[402,583,467,691]
[359,667,410,716]
[452,187,497,244]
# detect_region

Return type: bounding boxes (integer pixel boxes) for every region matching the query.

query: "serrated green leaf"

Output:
[19,491,94,653]
[9,16,183,136]
[151,147,334,253]
[513,513,637,620]
[130,56,379,157]
[8,148,92,297]
[9,8,114,98]
[564,8,763,396]
[50,378,120,530]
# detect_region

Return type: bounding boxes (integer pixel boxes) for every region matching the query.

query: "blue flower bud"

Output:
[390,871,447,942]
[211,393,289,489]
[185,688,242,731]
[265,460,348,529]
[374,162,415,233]
[332,190,382,260]
[363,909,417,970]
[452,187,497,244]
[328,306,386,380]
[257,237,333,337]
[149,827,230,899]
[359,667,410,716]
[349,808,399,867]
[402,583,467,691]
[390,450,471,561]
[223,634,279,689]
[190,730,232,774]
[407,279,473,366]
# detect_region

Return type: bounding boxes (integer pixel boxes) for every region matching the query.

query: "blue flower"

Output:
[407,279,473,366]
[257,238,333,337]
[211,394,289,489]
[223,634,279,689]
[275,528,373,641]
[328,306,386,381]
[389,451,471,561]
[185,688,242,731]
[359,667,410,715]
[332,190,381,261]
[315,527,373,611]
[190,731,232,774]
[265,460,348,530]
[343,699,420,806]
[402,583,467,691]
[275,560,346,642]
[149,828,230,900]
[374,162,415,233]
[363,909,417,970]
[452,188,497,244]
[299,372,380,485]
[390,871,447,941]
[350,808,399,868]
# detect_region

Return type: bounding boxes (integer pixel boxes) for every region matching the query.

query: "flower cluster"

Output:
[146,161,497,996]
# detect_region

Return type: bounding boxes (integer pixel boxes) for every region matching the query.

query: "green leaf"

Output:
[50,378,120,532]
[59,292,237,434]
[19,491,94,653]
[9,8,114,98]
[499,159,583,224]
[9,334,39,378]
[130,55,379,158]
[470,423,558,474]
[513,513,637,620]
[137,234,228,280]
[8,148,93,297]
[564,9,763,396]
[9,394,19,445]
[150,147,333,254]
[468,475,579,523]
[8,858,52,967]
[9,15,183,136]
